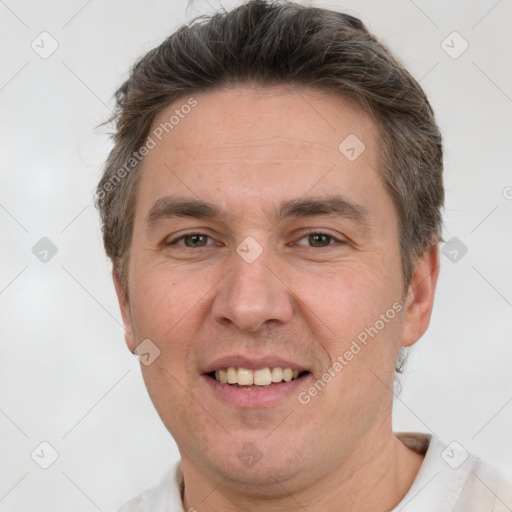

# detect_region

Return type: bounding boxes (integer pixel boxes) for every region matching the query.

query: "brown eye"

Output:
[182,234,209,247]
[307,233,333,247]
[295,232,344,249]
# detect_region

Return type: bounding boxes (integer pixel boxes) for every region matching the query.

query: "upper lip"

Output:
[202,355,309,374]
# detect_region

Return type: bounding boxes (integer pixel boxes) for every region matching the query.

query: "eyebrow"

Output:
[144,194,371,230]
[276,196,370,226]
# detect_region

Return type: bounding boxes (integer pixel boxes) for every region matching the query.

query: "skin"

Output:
[114,85,439,511]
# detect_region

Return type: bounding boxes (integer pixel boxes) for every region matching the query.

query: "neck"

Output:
[181,424,425,512]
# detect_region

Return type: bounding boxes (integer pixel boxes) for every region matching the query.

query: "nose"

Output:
[211,245,294,333]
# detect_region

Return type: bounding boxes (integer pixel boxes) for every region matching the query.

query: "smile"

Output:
[209,367,308,388]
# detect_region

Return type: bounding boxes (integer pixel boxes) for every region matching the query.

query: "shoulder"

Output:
[458,457,512,511]
[394,433,512,511]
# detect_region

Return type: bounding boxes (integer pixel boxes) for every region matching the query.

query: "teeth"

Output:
[254,368,272,386]
[237,368,253,386]
[227,367,237,384]
[216,369,228,384]
[271,367,283,382]
[214,367,304,386]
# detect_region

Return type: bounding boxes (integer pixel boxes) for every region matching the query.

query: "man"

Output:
[96,1,511,510]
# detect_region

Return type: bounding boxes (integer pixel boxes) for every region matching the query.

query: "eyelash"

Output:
[295,231,345,248]
[166,231,345,248]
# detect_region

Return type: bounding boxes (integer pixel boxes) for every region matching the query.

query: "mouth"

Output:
[205,366,310,389]
[201,356,312,407]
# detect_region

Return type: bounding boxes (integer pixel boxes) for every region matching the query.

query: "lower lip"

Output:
[201,374,311,408]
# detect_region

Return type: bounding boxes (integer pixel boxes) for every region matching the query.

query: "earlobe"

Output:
[112,266,137,353]
[401,244,440,348]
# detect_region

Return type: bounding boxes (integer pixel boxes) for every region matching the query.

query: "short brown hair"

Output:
[96,0,444,296]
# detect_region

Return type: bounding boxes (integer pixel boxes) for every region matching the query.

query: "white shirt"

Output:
[118,433,512,511]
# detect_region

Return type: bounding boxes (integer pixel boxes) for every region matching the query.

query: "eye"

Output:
[168,233,215,248]
[296,232,343,248]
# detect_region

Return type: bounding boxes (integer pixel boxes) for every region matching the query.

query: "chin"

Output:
[211,456,306,493]
[200,432,310,487]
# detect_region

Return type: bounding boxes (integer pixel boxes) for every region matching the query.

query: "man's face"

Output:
[117,86,430,487]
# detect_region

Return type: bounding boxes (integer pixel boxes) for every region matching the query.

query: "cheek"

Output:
[129,262,202,334]
[291,260,404,381]
[128,263,218,377]
[296,259,398,329]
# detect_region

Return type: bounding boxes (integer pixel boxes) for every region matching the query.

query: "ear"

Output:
[113,266,136,353]
[401,243,440,348]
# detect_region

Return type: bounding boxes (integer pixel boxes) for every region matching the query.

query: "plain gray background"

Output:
[1,0,511,510]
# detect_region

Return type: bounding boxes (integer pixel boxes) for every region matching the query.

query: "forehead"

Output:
[136,86,388,222]
[150,85,378,163]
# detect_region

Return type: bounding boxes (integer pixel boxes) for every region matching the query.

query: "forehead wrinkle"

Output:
[209,136,327,149]
[170,158,334,165]
[166,136,337,159]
